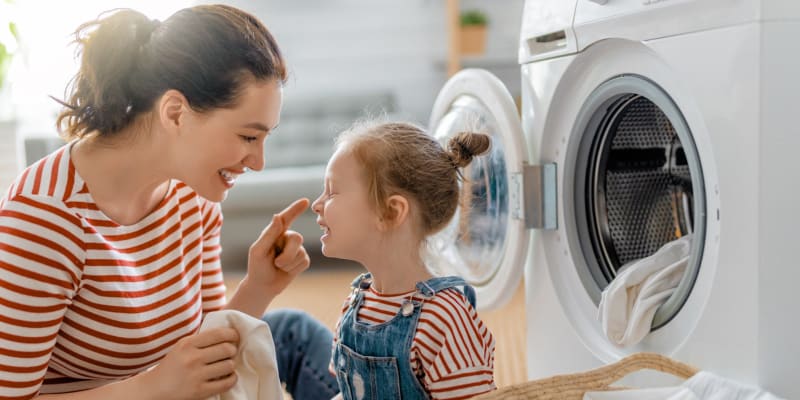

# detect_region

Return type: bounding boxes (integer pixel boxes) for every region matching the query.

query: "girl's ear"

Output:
[379,194,410,231]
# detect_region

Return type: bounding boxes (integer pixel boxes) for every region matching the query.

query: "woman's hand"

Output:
[247,198,311,298]
[141,327,240,400]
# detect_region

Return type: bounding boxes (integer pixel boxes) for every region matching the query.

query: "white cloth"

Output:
[584,386,698,400]
[682,371,785,400]
[598,235,692,347]
[582,371,785,399]
[201,310,283,400]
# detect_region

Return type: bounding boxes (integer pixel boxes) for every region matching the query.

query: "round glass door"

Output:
[426,69,527,310]
[428,95,509,285]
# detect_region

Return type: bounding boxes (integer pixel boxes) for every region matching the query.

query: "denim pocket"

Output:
[335,343,401,400]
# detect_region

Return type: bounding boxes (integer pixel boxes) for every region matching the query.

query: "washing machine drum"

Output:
[573,76,706,329]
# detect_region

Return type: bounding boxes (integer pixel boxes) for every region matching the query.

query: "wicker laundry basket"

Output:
[474,352,699,400]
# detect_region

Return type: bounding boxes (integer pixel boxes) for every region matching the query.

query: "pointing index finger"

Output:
[275,198,310,229]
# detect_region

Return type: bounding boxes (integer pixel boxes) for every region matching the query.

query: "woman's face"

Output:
[176,79,282,202]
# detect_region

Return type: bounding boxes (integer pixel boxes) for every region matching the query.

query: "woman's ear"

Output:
[158,89,189,133]
[379,194,410,231]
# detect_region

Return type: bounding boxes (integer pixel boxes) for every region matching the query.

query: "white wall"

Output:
[199,0,523,124]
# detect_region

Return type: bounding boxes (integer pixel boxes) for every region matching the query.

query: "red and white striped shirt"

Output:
[331,285,496,399]
[0,143,227,399]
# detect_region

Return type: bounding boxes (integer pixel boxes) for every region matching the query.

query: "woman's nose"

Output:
[244,143,265,171]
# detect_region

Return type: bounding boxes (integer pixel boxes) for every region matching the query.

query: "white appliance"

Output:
[426,0,800,398]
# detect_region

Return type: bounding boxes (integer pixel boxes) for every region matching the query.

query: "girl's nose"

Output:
[311,194,324,214]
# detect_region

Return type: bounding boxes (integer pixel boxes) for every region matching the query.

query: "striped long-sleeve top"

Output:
[331,285,496,399]
[0,143,227,399]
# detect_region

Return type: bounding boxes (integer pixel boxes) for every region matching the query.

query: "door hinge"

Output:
[510,163,558,230]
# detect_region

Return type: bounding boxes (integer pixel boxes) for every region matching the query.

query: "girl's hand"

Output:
[142,327,240,400]
[247,198,311,298]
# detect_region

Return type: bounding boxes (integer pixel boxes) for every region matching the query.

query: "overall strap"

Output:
[415,276,477,308]
[349,272,373,290]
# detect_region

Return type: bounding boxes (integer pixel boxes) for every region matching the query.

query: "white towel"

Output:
[582,371,785,399]
[682,371,785,400]
[584,386,698,399]
[201,310,283,400]
[598,235,692,347]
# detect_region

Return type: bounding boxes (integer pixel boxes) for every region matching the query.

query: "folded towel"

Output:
[598,235,692,346]
[200,310,283,400]
[682,371,785,400]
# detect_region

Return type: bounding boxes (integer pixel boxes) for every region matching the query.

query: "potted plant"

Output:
[459,9,488,56]
[1,0,20,118]
[0,0,19,95]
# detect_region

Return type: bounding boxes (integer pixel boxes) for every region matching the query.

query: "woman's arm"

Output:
[35,327,240,400]
[0,195,85,399]
[36,373,159,400]
[224,199,311,318]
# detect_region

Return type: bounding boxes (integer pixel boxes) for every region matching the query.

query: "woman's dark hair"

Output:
[55,5,287,140]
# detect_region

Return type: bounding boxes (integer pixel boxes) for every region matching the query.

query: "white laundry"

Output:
[682,371,786,400]
[201,310,283,400]
[583,386,698,400]
[582,371,785,399]
[598,235,692,347]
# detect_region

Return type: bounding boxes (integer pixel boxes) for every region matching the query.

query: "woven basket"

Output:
[474,352,699,400]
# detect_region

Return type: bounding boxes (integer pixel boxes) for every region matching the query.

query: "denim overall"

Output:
[332,273,477,400]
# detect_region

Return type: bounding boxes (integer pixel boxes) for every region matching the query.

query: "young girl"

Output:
[311,121,496,399]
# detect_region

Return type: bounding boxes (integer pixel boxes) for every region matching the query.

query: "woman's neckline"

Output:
[67,140,175,228]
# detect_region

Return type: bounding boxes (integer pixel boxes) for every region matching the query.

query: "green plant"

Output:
[460,9,488,27]
[0,0,20,90]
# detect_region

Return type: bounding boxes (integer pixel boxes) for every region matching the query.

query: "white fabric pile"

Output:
[200,310,283,400]
[583,370,785,399]
[598,235,692,347]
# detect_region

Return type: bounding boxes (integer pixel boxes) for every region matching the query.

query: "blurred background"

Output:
[0,0,526,387]
[0,0,523,266]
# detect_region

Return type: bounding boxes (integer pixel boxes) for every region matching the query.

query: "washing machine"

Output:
[426,0,800,398]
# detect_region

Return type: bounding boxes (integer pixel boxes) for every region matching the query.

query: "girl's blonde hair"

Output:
[335,120,491,236]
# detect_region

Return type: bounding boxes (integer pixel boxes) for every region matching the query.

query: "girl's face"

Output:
[176,79,283,202]
[311,147,382,261]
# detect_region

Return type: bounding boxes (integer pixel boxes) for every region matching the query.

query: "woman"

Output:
[0,5,337,400]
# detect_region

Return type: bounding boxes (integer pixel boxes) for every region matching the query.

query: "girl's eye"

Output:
[240,135,258,143]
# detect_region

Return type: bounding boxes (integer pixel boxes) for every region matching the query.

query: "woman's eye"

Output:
[240,135,258,143]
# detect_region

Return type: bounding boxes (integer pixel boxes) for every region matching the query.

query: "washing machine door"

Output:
[426,68,534,311]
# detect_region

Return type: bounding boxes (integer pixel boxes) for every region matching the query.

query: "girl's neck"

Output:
[362,240,433,295]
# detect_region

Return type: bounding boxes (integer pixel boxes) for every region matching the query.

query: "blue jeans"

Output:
[263,309,340,400]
